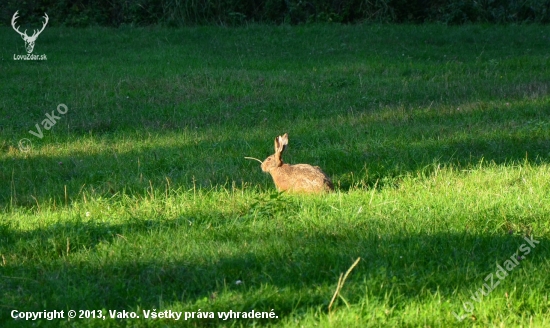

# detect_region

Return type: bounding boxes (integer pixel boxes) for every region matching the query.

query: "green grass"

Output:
[1,24,550,327]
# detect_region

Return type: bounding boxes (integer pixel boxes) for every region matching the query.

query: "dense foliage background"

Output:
[2,0,549,27]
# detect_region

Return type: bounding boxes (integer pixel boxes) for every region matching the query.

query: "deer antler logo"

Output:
[11,11,49,54]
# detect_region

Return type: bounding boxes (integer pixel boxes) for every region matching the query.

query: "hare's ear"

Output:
[279,133,288,150]
[275,133,288,152]
[274,134,287,153]
[274,135,280,153]
[273,133,287,166]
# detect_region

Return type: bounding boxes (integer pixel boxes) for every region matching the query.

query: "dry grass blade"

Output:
[328,257,361,312]
[244,156,263,164]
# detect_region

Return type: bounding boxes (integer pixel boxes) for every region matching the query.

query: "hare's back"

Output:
[291,164,327,176]
[287,164,333,192]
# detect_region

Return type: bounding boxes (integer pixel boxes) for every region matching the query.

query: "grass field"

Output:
[1,23,550,327]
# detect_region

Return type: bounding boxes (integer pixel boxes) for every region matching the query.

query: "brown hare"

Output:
[247,133,333,193]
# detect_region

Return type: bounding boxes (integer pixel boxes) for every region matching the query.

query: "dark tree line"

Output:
[2,0,549,27]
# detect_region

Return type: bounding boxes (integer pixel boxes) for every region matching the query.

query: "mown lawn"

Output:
[1,24,549,327]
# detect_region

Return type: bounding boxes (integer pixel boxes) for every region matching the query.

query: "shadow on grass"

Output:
[1,98,549,206]
[0,213,548,326]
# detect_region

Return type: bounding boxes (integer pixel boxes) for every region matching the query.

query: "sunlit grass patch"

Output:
[1,23,549,327]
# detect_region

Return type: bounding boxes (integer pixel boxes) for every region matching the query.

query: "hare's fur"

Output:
[261,133,333,193]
